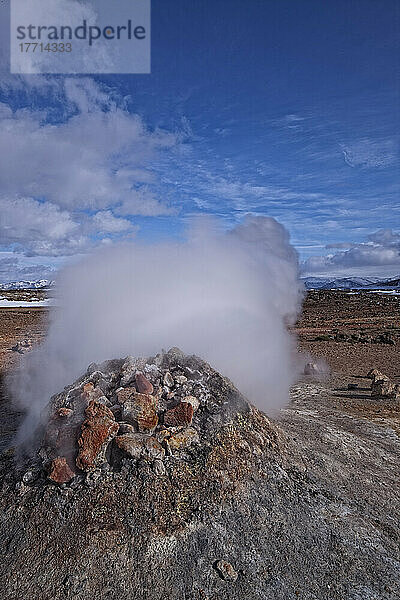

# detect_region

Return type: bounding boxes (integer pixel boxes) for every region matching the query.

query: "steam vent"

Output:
[0,348,399,599]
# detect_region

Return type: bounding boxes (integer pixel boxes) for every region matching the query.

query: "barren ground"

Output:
[0,291,399,599]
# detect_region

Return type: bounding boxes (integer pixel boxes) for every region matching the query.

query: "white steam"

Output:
[12,216,302,445]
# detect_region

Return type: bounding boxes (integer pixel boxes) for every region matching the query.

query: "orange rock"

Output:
[82,382,105,403]
[122,392,158,433]
[135,372,154,394]
[57,407,73,418]
[164,401,194,428]
[48,457,75,484]
[76,400,119,471]
[117,387,136,404]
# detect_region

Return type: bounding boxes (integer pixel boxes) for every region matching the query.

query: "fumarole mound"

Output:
[0,348,399,600]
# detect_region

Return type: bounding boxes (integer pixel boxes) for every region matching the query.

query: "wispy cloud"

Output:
[0,256,56,283]
[340,138,398,168]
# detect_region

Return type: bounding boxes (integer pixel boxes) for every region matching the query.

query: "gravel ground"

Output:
[0,292,398,599]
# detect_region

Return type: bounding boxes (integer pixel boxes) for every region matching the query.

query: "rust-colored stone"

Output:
[164,401,194,428]
[48,457,75,484]
[76,400,119,471]
[135,372,154,394]
[122,392,158,432]
[116,387,136,404]
[57,407,73,418]
[82,382,104,403]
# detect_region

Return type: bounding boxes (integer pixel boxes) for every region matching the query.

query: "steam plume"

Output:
[11,216,302,446]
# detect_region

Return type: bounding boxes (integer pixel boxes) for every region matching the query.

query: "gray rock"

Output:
[163,371,175,387]
[11,339,33,354]
[121,356,146,386]
[118,422,136,435]
[152,459,166,476]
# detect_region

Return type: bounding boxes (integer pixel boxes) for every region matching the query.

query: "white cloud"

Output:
[340,138,398,168]
[0,78,179,262]
[10,0,123,75]
[201,176,324,211]
[302,228,400,275]
[0,195,85,256]
[91,211,133,234]
[0,96,176,212]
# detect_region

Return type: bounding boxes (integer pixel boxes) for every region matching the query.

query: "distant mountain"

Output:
[0,279,55,290]
[302,275,400,290]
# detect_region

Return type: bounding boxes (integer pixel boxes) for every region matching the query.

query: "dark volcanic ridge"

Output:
[0,349,399,600]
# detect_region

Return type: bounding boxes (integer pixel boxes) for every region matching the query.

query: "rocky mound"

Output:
[25,347,277,490]
[0,349,399,600]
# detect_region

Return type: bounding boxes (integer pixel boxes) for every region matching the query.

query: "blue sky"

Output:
[0,0,399,280]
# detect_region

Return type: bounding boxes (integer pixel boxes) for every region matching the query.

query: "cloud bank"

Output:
[0,78,177,259]
[302,229,400,275]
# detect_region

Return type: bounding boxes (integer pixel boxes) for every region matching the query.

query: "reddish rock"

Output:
[82,382,105,403]
[76,400,119,471]
[164,401,194,428]
[122,392,158,433]
[48,457,75,484]
[57,407,73,418]
[135,372,154,394]
[116,387,136,405]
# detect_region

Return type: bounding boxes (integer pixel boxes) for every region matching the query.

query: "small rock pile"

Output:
[367,368,400,400]
[36,348,247,485]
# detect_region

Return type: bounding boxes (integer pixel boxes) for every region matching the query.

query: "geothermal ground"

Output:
[0,290,399,599]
